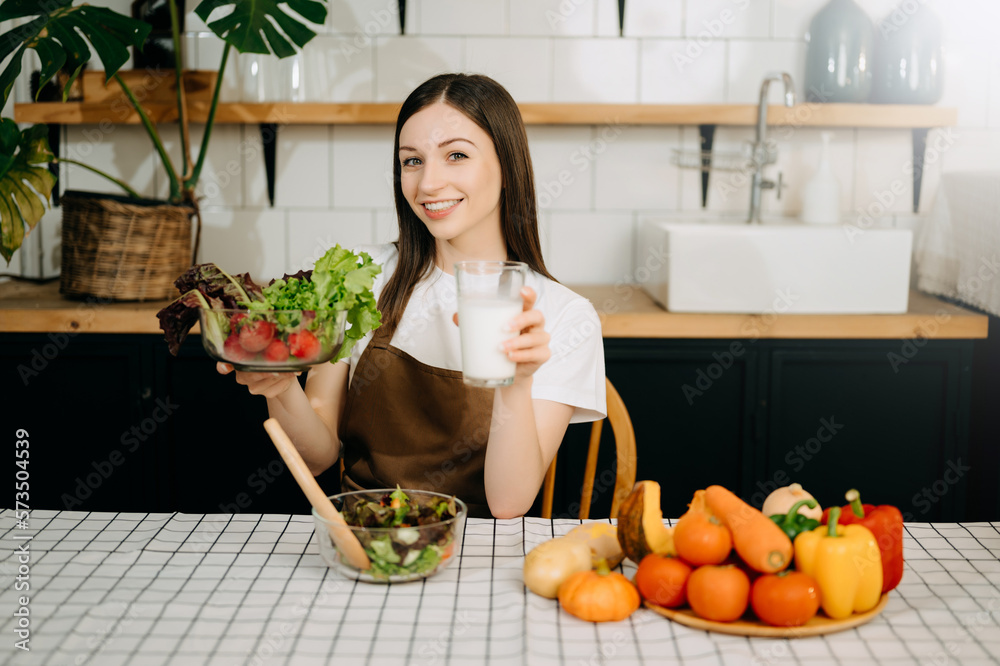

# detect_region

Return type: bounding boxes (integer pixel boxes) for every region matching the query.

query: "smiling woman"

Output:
[220,73,607,519]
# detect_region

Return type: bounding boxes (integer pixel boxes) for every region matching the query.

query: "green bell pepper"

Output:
[769,498,820,541]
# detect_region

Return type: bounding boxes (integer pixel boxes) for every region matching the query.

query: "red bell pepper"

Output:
[821,489,903,593]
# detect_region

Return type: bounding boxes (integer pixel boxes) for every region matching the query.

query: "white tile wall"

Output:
[701,127,757,214]
[727,41,807,103]
[768,128,856,218]
[374,36,463,101]
[8,0,999,286]
[940,128,1000,174]
[330,125,396,210]
[545,212,633,284]
[527,126,596,211]
[991,48,1000,129]
[287,210,375,273]
[465,38,552,103]
[772,0,826,40]
[552,39,639,103]
[596,0,623,38]
[686,0,772,40]
[510,0,598,37]
[198,209,287,279]
[327,0,401,38]
[640,39,727,104]
[413,0,507,37]
[274,126,332,209]
[161,125,244,208]
[853,130,916,218]
[300,35,375,103]
[623,0,683,38]
[594,126,680,210]
[62,125,158,199]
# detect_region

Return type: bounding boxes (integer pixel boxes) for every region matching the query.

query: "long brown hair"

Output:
[378,73,553,336]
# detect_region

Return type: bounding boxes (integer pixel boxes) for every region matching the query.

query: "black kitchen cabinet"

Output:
[3,332,986,521]
[546,338,980,522]
[2,333,333,516]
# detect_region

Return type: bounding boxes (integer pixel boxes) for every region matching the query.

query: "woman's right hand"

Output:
[216,362,301,398]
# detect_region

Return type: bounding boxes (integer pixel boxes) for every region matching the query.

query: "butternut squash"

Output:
[615,481,676,564]
[523,538,592,599]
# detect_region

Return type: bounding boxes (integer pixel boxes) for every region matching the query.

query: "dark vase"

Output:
[804,0,876,103]
[870,4,944,104]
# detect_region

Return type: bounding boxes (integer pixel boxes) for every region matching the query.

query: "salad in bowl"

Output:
[157,245,381,370]
[313,488,467,583]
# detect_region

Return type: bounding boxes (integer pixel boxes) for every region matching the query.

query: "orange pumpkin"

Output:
[674,489,733,566]
[558,559,640,622]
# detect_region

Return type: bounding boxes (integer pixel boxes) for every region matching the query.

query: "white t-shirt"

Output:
[343,244,607,424]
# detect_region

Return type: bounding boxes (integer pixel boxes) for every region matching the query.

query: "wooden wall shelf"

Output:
[13,100,955,210]
[13,101,957,128]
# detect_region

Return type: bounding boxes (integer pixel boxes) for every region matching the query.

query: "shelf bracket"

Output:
[398,0,407,34]
[260,123,278,207]
[912,127,929,214]
[48,123,61,207]
[698,124,716,209]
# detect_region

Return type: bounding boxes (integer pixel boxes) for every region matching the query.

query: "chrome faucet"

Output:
[748,72,796,224]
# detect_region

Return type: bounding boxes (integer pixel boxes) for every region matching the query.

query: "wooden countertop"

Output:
[0,279,988,339]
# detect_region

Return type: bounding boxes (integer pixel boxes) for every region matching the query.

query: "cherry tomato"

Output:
[635,554,692,608]
[751,571,821,627]
[686,564,750,622]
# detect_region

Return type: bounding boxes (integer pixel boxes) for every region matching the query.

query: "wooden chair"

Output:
[540,378,637,520]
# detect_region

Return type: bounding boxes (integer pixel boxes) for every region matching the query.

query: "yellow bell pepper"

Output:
[793,506,883,619]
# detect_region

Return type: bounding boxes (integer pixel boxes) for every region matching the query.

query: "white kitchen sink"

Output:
[638,220,913,314]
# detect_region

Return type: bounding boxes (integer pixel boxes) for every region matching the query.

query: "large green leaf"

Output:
[195,0,327,57]
[0,3,151,108]
[0,119,56,264]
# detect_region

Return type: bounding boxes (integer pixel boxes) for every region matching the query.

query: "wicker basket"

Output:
[59,191,193,302]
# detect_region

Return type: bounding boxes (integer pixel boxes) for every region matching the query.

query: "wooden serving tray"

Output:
[644,593,889,638]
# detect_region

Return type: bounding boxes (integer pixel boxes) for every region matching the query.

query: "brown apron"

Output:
[338,323,496,518]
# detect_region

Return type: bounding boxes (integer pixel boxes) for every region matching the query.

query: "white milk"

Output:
[458,298,522,385]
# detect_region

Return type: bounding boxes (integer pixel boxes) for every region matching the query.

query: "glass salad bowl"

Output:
[312,488,468,583]
[199,308,347,372]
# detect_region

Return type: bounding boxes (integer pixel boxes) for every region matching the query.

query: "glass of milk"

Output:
[454,261,528,388]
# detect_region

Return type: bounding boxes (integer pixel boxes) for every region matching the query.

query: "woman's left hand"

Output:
[502,286,550,380]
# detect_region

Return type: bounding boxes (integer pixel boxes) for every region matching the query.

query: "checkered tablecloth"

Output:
[1,511,998,665]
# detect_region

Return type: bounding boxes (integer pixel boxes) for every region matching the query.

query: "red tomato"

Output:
[634,554,692,608]
[686,564,750,622]
[751,571,821,627]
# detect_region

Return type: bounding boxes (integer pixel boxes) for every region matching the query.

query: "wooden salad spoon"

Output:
[263,418,371,570]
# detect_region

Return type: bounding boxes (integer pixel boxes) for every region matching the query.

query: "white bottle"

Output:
[800,131,841,224]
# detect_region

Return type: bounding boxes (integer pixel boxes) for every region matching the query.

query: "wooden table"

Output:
[2,510,998,665]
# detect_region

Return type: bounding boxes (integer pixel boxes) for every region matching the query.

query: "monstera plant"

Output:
[0,0,328,265]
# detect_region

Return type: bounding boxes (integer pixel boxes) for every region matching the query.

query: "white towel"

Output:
[915,171,1000,317]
